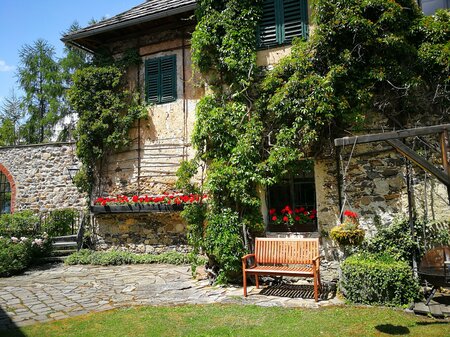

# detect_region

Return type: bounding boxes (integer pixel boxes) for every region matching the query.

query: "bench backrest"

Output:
[254,237,319,265]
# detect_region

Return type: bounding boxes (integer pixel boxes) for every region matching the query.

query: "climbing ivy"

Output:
[68,51,147,198]
[179,0,450,283]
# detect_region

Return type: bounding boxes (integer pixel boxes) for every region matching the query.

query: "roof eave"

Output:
[61,3,196,43]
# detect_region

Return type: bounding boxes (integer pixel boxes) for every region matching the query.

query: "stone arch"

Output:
[0,163,16,213]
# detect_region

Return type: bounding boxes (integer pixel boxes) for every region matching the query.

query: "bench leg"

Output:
[313,269,320,302]
[255,275,259,289]
[243,270,247,297]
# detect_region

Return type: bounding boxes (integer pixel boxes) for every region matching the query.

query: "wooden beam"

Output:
[440,130,450,201]
[386,139,450,187]
[334,124,450,147]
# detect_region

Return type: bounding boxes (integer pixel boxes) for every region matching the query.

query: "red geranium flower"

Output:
[272,216,277,221]
[283,216,289,222]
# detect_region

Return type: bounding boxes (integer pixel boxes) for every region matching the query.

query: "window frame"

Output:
[267,172,317,232]
[258,0,309,49]
[0,171,12,214]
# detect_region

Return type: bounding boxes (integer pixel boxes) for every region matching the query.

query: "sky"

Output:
[0,0,143,104]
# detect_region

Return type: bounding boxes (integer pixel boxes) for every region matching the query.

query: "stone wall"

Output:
[93,212,188,254]
[0,143,86,213]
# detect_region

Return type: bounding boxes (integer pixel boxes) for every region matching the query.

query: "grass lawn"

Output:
[1,304,448,337]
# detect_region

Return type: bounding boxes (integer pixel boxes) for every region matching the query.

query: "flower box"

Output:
[90,204,185,214]
[139,204,160,211]
[267,222,317,232]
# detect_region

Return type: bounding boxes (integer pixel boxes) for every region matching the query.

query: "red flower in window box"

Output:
[270,205,317,227]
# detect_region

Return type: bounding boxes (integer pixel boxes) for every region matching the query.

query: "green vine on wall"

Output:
[67,50,147,199]
[179,0,449,283]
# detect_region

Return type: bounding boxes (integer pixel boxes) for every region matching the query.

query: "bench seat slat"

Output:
[246,265,313,276]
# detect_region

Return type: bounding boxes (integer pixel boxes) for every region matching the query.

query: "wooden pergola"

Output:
[335,123,450,202]
[334,123,450,274]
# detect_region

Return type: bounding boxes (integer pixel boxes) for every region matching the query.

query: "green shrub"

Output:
[42,209,78,237]
[0,211,39,237]
[341,252,420,307]
[0,237,31,277]
[64,249,203,266]
[363,217,450,264]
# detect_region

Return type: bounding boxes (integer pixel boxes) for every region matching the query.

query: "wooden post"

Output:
[440,130,450,203]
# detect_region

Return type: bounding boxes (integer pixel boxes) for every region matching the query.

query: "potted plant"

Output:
[330,210,365,246]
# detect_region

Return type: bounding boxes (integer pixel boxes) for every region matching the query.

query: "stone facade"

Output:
[0,143,86,213]
[93,212,188,254]
[66,4,450,280]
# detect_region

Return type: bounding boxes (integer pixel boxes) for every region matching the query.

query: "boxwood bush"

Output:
[341,252,420,306]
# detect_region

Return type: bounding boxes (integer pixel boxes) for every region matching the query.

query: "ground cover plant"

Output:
[1,304,448,337]
[65,249,206,267]
[0,211,52,276]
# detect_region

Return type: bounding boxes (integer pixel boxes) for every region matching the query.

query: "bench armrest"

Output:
[242,254,256,269]
[312,255,321,270]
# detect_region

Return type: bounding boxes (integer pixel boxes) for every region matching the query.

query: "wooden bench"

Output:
[242,237,321,301]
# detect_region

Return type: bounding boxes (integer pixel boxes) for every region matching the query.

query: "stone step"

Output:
[52,235,77,242]
[52,241,77,248]
[52,249,77,256]
[38,256,68,263]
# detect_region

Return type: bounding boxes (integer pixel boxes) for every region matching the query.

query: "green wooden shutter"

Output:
[145,55,177,104]
[283,0,307,43]
[258,0,278,47]
[145,59,159,103]
[160,55,177,103]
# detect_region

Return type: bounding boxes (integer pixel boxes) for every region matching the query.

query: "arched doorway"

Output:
[0,164,15,213]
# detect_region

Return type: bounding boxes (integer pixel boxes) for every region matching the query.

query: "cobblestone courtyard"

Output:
[0,263,341,330]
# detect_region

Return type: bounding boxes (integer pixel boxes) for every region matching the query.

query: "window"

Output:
[420,0,449,15]
[0,172,11,214]
[267,170,317,232]
[145,55,177,104]
[258,0,309,48]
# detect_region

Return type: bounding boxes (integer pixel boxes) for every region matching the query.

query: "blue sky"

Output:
[0,0,142,103]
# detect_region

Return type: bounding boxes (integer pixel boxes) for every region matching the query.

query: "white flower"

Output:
[20,237,28,242]
[11,237,19,243]
[32,238,43,247]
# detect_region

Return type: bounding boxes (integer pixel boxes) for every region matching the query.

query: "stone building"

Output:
[62,1,450,273]
[0,143,86,214]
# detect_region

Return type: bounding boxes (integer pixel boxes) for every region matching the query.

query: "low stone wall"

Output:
[92,212,189,253]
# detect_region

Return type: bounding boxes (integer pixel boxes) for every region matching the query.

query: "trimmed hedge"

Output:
[65,249,207,267]
[341,252,420,306]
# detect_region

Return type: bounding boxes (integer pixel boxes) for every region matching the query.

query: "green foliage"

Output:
[0,211,39,237]
[64,249,203,266]
[17,39,64,143]
[0,89,24,145]
[341,252,420,306]
[362,217,450,263]
[0,234,52,277]
[203,208,247,283]
[42,209,78,237]
[0,238,31,277]
[192,0,262,86]
[183,0,450,284]
[68,65,146,195]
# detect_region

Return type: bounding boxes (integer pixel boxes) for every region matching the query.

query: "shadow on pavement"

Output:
[259,282,337,300]
[0,305,26,336]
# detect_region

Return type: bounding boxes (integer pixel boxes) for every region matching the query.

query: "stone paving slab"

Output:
[0,263,342,330]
